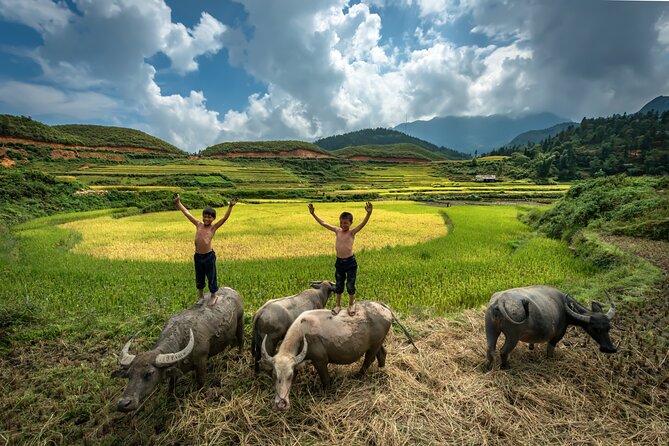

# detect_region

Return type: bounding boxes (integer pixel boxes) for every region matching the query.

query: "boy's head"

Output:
[339,211,353,231]
[202,207,216,226]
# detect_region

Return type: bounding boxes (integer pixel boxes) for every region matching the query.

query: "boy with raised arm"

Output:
[308,202,373,316]
[175,193,237,306]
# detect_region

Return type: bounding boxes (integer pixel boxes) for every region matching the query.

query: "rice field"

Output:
[59,202,448,261]
[6,202,596,317]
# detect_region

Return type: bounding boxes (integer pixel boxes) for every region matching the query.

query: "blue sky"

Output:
[0,0,668,152]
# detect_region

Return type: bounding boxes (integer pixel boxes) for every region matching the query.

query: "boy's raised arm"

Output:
[174,193,200,226]
[351,201,373,234]
[213,198,237,230]
[308,203,337,232]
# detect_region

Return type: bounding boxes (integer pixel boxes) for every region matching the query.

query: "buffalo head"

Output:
[261,334,308,411]
[111,329,195,412]
[565,296,617,354]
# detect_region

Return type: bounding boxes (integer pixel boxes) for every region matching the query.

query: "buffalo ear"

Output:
[310,281,321,289]
[591,301,604,313]
[164,367,183,378]
[111,368,129,379]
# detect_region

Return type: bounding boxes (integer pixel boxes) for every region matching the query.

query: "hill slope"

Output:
[504,122,577,148]
[395,112,570,154]
[201,140,333,158]
[0,114,185,154]
[333,143,446,161]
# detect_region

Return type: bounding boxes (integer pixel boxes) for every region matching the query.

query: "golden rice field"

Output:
[59,201,448,262]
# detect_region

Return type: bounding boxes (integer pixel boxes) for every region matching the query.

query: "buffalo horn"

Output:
[565,302,591,323]
[294,336,308,364]
[119,331,140,366]
[261,335,275,365]
[155,329,195,367]
[605,292,616,320]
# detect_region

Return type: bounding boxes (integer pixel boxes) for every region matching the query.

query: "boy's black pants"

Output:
[194,250,218,294]
[334,255,357,295]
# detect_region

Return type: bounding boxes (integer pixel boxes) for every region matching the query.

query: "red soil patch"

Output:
[1,157,15,167]
[348,155,430,163]
[0,137,166,154]
[210,149,336,159]
[51,149,77,160]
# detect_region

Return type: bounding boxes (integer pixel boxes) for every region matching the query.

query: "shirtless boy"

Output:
[308,202,373,315]
[175,193,237,306]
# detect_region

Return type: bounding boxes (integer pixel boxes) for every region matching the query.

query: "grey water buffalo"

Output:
[261,300,417,411]
[251,280,335,372]
[485,285,617,370]
[111,287,244,412]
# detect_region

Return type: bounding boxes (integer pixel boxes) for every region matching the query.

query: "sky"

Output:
[0,0,668,153]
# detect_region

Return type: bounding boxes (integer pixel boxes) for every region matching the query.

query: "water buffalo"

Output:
[485,285,617,370]
[261,300,417,411]
[251,280,335,372]
[111,287,244,412]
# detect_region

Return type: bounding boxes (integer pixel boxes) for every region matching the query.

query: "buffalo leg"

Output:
[499,335,519,369]
[356,346,381,377]
[547,328,566,358]
[485,312,501,370]
[376,345,387,368]
[313,361,331,388]
[193,356,207,388]
[236,314,244,354]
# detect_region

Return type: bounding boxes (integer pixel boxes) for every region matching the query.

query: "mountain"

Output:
[333,143,446,161]
[393,112,570,154]
[200,140,333,158]
[314,127,469,159]
[638,96,669,114]
[504,122,577,148]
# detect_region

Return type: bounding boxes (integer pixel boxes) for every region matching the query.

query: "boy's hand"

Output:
[365,201,373,213]
[229,198,238,207]
[308,203,315,215]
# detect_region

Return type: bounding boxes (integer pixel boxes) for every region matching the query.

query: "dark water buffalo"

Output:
[261,300,417,411]
[485,285,617,370]
[251,280,335,372]
[111,287,244,412]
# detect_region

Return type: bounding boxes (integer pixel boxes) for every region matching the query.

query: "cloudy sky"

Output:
[0,0,668,152]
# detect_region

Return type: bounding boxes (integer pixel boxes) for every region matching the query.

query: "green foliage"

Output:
[314,127,469,159]
[333,143,447,161]
[54,124,185,153]
[0,114,185,154]
[201,140,330,156]
[0,114,85,145]
[0,169,233,225]
[490,111,669,179]
[527,175,669,241]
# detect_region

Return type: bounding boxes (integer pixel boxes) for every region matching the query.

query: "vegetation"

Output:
[0,114,85,145]
[525,175,669,241]
[489,111,669,179]
[314,127,469,159]
[333,143,446,161]
[54,124,185,153]
[0,114,185,153]
[201,140,331,156]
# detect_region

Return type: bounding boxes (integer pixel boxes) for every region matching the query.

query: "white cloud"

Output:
[0,0,72,34]
[161,12,227,74]
[0,80,121,119]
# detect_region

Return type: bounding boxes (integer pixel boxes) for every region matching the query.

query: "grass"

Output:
[0,202,665,445]
[3,203,595,317]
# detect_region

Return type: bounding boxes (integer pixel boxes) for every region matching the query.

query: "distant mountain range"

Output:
[393,112,571,154]
[504,122,578,148]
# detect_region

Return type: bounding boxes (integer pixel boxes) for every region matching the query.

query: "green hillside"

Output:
[489,111,669,179]
[0,115,85,145]
[333,143,446,161]
[55,124,184,154]
[0,114,185,154]
[201,140,332,156]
